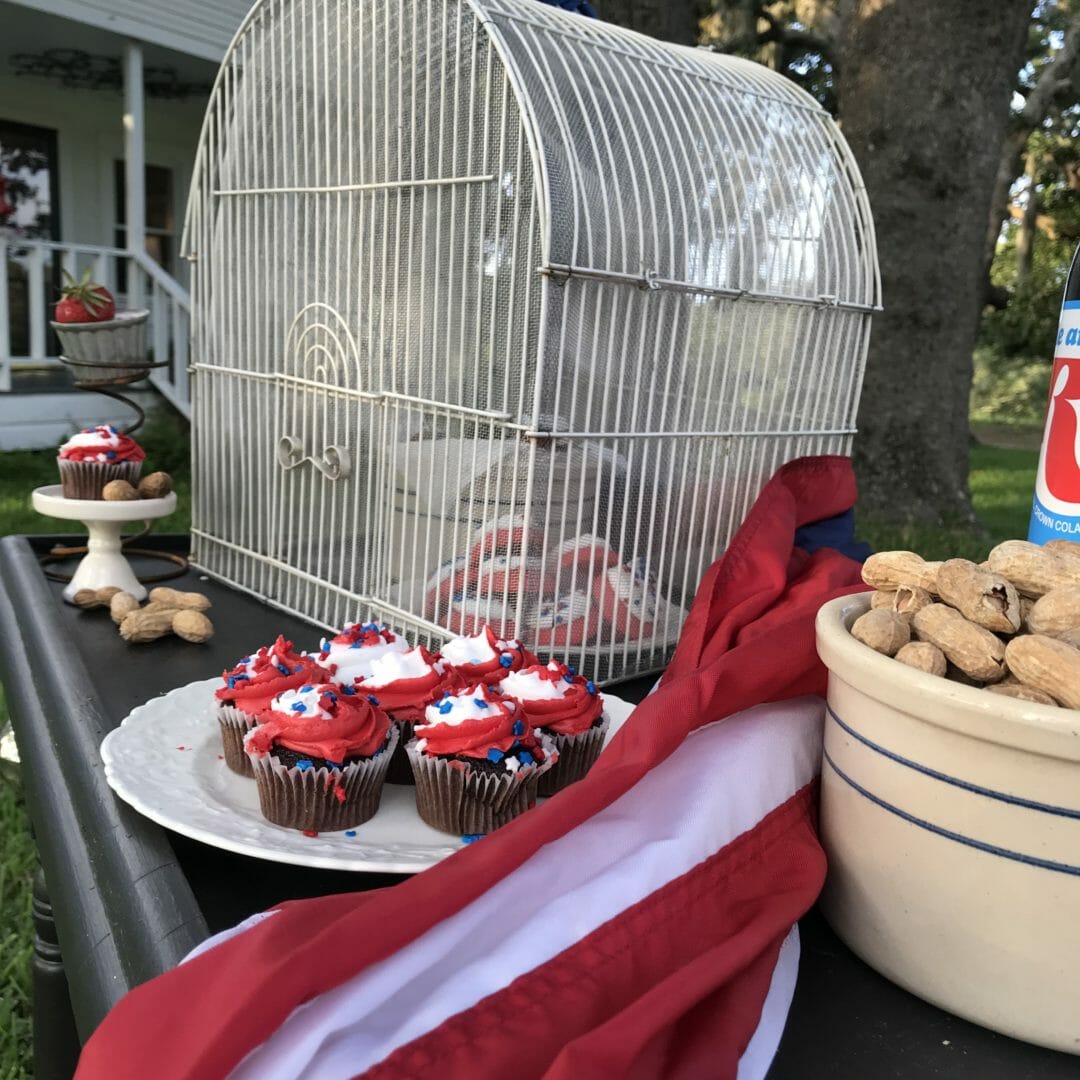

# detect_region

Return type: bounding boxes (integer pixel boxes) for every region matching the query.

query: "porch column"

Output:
[123,42,145,308]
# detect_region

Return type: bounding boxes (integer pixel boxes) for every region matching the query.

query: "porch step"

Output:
[0,369,160,450]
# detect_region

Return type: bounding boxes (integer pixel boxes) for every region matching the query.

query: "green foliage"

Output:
[972,225,1074,425]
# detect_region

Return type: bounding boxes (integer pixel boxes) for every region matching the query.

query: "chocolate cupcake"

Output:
[57,424,145,499]
[406,682,556,836]
[357,646,462,784]
[214,637,328,777]
[439,626,539,686]
[245,684,396,833]
[499,661,607,797]
[318,621,411,688]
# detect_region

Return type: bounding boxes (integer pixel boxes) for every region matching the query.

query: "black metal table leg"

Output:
[31,867,80,1080]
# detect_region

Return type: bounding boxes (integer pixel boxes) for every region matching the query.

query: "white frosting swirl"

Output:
[60,426,122,453]
[321,624,410,684]
[363,647,444,687]
[499,665,571,702]
[268,684,336,721]
[441,630,519,667]
[422,683,513,727]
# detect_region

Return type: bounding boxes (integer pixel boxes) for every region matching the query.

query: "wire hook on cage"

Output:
[277,435,353,481]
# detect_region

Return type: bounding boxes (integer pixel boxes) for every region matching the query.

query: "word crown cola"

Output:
[1029,242,1080,543]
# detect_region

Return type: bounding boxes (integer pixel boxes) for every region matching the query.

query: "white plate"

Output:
[101,678,637,874]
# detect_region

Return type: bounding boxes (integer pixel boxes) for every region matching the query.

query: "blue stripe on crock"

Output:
[827,704,1080,820]
[822,749,1080,877]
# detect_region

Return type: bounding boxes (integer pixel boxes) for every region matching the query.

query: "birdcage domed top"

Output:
[184,0,879,682]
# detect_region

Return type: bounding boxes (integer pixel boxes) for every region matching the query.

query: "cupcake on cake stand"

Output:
[32,486,177,604]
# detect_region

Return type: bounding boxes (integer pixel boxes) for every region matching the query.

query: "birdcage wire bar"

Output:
[182,0,880,683]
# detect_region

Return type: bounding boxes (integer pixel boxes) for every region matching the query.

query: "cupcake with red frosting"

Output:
[358,646,462,784]
[406,682,557,835]
[439,626,539,687]
[57,424,145,499]
[319,622,410,688]
[499,661,607,796]
[245,683,396,832]
[214,636,328,777]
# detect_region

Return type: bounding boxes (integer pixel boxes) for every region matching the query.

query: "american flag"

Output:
[78,456,865,1079]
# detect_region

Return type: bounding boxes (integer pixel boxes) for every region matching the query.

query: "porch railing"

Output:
[0,238,191,417]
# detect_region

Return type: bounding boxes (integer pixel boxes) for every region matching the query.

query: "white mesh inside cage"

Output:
[184,0,880,683]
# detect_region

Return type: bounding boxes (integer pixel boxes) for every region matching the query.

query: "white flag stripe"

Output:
[229,697,825,1080]
[738,925,800,1080]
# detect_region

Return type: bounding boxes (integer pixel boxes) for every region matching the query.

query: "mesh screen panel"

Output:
[185,0,878,683]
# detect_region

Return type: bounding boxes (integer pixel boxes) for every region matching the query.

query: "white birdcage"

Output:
[183,0,880,683]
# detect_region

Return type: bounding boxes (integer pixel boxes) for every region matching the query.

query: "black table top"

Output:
[0,533,1075,1077]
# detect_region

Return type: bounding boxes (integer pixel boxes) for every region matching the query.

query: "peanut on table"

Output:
[76,586,215,644]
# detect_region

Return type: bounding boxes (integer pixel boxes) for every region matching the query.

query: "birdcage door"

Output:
[271,301,379,622]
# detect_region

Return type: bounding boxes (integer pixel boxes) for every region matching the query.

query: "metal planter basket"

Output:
[52,310,151,384]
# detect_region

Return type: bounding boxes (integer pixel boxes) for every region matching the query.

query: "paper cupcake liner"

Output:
[406,738,556,835]
[249,725,399,832]
[217,704,258,778]
[536,717,608,797]
[58,458,142,500]
[386,718,418,785]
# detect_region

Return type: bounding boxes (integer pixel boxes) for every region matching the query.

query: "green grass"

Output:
[857,443,1039,563]
[0,685,34,1080]
[0,434,1042,1077]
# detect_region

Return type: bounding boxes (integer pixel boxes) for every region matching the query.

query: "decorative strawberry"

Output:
[54,268,116,323]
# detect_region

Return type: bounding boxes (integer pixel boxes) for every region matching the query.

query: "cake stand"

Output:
[32,485,177,604]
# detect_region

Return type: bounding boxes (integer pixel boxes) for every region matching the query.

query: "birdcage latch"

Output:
[277,435,352,481]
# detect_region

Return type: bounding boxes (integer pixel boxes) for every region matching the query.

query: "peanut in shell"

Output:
[934,558,1021,634]
[987,540,1080,598]
[1025,585,1080,638]
[986,682,1060,706]
[894,641,946,677]
[851,609,911,657]
[912,603,1006,683]
[861,551,941,593]
[893,585,934,620]
[1003,634,1080,710]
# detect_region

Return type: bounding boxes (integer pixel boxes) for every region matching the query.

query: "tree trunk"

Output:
[840,0,1034,522]
[600,0,703,45]
[1016,152,1039,290]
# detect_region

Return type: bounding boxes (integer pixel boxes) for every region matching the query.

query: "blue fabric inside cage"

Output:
[534,0,598,16]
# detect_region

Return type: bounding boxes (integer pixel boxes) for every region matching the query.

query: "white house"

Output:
[0,0,252,446]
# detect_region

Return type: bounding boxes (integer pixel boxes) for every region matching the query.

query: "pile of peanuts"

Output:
[851,539,1080,709]
[73,586,214,644]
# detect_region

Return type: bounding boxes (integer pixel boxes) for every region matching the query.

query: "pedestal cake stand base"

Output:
[31,485,178,604]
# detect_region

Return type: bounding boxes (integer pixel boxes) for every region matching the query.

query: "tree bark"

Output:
[600,0,703,45]
[840,0,1034,522]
